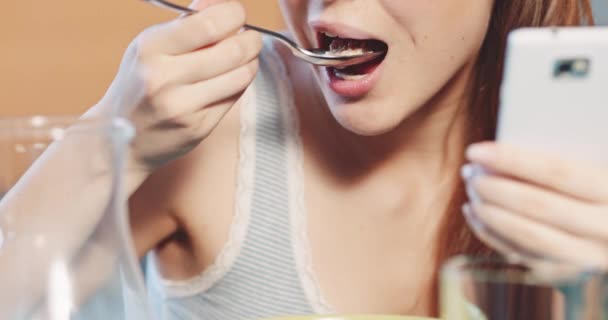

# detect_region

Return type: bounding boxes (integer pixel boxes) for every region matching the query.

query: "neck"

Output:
[292,63,472,187]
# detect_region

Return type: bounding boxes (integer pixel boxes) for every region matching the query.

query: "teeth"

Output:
[337,48,366,55]
[330,44,368,57]
[327,37,372,57]
[334,69,367,81]
[324,31,338,38]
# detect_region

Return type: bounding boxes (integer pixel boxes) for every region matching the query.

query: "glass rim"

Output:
[0,115,134,138]
[441,255,602,286]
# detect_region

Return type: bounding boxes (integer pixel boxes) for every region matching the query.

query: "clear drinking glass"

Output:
[0,116,151,320]
[441,255,607,320]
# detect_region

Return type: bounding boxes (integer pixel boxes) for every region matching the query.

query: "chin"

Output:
[325,96,409,137]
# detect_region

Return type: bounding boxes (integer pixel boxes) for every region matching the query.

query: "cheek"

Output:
[380,0,493,45]
[417,1,494,82]
[380,0,494,91]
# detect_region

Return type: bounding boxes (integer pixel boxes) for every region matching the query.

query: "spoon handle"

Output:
[143,0,300,51]
[242,24,300,52]
[141,0,383,68]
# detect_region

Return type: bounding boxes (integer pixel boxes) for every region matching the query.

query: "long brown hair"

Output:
[432,0,596,315]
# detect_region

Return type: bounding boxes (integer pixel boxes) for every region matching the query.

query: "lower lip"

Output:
[325,61,384,98]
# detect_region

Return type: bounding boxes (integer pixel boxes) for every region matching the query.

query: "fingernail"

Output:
[466,144,495,162]
[462,163,490,183]
[465,179,481,204]
[461,164,474,181]
[462,203,484,231]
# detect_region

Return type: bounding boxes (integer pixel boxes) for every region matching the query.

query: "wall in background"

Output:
[0,0,284,116]
[1,1,607,116]
[593,0,608,23]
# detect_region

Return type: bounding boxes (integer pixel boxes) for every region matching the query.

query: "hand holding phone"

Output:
[461,27,608,271]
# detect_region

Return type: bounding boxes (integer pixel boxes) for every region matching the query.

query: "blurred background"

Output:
[0,0,285,116]
[1,1,607,116]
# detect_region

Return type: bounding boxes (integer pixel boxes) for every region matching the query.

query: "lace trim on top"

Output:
[266,43,335,314]
[147,84,258,298]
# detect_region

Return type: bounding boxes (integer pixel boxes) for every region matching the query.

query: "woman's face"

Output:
[279,0,494,136]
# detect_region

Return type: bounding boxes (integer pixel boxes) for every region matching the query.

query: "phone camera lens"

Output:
[554,58,590,78]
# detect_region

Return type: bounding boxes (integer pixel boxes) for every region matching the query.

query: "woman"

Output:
[1,0,606,318]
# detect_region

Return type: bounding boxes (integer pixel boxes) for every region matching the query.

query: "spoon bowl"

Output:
[142,0,387,68]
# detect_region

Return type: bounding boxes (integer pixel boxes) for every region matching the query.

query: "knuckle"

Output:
[234,60,258,89]
[138,57,178,98]
[251,31,264,52]
[227,36,248,65]
[142,68,168,97]
[150,92,180,119]
[134,47,158,71]
[226,32,262,66]
[198,17,220,41]
[200,1,245,36]
[243,31,263,57]
[224,1,246,26]
[246,59,260,80]
[228,64,254,90]
[134,34,151,58]
[124,38,140,59]
[135,25,162,55]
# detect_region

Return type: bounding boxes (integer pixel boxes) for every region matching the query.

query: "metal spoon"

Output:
[142,0,386,68]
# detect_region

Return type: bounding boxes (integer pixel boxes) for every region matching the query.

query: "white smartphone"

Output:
[496,27,608,164]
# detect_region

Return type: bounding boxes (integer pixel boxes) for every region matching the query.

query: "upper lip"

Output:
[310,21,385,49]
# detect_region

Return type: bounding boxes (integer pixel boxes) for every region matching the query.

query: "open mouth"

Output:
[318,31,389,81]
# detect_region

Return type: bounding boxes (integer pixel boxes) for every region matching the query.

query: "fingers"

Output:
[466,172,608,243]
[462,203,527,261]
[181,58,259,110]
[466,142,608,202]
[172,30,262,83]
[466,201,608,269]
[140,0,246,55]
[462,143,608,270]
[149,58,259,118]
